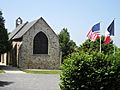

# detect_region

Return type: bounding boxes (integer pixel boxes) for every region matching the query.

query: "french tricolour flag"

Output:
[104,20,114,44]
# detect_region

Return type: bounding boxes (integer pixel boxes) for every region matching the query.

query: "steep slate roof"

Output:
[9,22,28,40]
[13,20,38,39]
[9,18,39,40]
[9,17,58,40]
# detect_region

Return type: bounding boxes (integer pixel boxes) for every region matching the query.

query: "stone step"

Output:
[4,70,26,74]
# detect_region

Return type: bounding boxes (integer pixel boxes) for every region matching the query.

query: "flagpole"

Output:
[100,35,101,53]
[99,22,101,53]
[113,18,116,54]
[113,36,115,54]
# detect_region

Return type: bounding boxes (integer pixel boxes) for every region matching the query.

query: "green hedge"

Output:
[60,51,120,90]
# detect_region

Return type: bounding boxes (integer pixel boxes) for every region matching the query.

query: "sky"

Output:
[1,0,120,47]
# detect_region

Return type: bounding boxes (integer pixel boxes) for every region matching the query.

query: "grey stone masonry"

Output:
[18,18,61,69]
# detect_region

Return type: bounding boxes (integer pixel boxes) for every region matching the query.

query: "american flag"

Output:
[87,23,100,41]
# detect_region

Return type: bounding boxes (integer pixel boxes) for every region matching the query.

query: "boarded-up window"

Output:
[33,32,48,54]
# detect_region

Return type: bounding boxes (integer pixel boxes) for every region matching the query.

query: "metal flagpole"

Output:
[113,18,115,54]
[99,22,101,53]
[113,37,115,54]
[100,35,101,53]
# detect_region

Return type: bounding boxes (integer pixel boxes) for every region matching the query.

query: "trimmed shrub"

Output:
[60,51,120,90]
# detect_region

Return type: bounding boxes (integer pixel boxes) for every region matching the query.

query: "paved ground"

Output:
[0,65,60,90]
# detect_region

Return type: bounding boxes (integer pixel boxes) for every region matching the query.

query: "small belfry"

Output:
[16,17,23,27]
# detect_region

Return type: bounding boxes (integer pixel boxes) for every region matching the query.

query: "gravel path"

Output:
[0,65,60,90]
[0,73,60,90]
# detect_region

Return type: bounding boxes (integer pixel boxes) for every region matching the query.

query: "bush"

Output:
[60,51,120,90]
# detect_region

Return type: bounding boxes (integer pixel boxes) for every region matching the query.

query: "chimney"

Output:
[16,17,23,27]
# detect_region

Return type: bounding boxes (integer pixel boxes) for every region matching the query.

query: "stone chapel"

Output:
[0,17,61,69]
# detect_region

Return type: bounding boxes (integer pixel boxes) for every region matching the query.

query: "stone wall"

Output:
[18,18,61,69]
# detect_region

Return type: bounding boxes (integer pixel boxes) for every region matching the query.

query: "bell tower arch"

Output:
[16,17,23,27]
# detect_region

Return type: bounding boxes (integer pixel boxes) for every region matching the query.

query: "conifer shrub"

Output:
[60,51,120,90]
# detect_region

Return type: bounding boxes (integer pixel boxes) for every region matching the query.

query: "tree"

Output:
[79,36,115,54]
[58,28,77,61]
[0,11,11,54]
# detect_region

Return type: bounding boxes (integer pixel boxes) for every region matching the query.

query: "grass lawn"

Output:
[23,70,61,74]
[0,69,4,73]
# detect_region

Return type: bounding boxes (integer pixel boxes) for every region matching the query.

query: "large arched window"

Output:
[33,32,48,54]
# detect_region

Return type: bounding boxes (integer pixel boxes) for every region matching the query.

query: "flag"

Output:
[104,20,114,44]
[87,23,100,41]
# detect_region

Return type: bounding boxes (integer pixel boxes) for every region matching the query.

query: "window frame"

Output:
[33,31,48,54]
